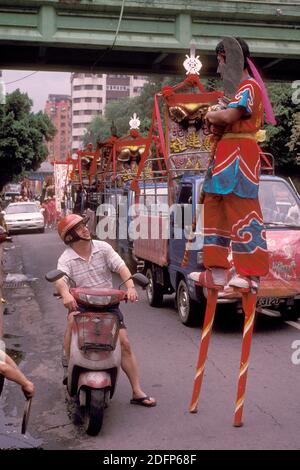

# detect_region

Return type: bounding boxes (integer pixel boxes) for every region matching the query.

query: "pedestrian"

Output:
[48,197,57,229]
[55,214,156,407]
[189,37,273,291]
[41,198,50,229]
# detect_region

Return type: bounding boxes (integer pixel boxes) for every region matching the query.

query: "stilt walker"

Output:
[187,37,276,424]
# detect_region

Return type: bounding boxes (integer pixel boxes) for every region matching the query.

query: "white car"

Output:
[2,202,45,233]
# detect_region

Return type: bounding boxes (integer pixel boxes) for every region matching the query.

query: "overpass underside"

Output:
[0,0,300,80]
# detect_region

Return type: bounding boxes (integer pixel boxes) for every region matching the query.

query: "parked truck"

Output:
[133,159,300,325]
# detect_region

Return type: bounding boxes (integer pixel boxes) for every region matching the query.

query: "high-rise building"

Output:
[71,73,106,153]
[44,94,71,162]
[71,73,148,152]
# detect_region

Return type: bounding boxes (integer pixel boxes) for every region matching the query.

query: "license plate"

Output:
[257,297,280,307]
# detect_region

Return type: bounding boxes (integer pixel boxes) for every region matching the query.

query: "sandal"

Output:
[130,396,156,407]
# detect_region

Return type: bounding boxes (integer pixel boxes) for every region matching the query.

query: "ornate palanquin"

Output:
[130,56,223,197]
[96,115,154,190]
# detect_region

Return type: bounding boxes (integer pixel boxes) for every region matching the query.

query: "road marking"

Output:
[258,308,300,329]
[259,308,281,318]
[285,321,300,330]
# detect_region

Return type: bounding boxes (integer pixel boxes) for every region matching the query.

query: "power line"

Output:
[91,0,126,71]
[5,71,39,85]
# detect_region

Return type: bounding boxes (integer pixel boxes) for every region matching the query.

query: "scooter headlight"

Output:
[78,293,112,306]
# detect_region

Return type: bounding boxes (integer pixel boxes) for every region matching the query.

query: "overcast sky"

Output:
[2,70,71,112]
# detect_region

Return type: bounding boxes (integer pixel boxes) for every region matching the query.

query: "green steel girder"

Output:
[0,1,300,79]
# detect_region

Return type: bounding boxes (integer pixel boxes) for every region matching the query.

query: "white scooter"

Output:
[45,269,149,436]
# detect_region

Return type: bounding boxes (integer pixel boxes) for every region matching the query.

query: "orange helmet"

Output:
[58,214,88,244]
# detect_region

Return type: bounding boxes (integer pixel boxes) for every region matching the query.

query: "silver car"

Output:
[2,202,45,233]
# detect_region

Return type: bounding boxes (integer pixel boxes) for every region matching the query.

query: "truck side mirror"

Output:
[131,273,149,288]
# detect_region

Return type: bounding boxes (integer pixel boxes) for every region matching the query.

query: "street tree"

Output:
[83,116,111,148]
[264,83,300,174]
[84,76,181,144]
[0,89,56,191]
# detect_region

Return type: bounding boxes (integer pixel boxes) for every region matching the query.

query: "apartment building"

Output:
[44,94,71,162]
[71,73,147,152]
[71,73,106,153]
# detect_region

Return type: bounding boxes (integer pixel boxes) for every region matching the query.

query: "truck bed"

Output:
[133,213,169,267]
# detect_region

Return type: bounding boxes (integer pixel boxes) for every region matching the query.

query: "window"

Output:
[107,85,129,91]
[73,110,80,115]
[259,180,300,226]
[96,85,103,90]
[174,184,193,230]
[84,85,93,90]
[178,185,192,204]
[74,85,82,91]
[85,97,92,102]
[84,110,93,115]
[74,98,81,103]
[6,204,39,214]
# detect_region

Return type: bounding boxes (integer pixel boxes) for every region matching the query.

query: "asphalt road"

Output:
[1,229,300,450]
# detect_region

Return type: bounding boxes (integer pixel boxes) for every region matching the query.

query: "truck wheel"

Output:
[84,389,105,436]
[145,268,164,307]
[280,302,300,321]
[176,279,201,326]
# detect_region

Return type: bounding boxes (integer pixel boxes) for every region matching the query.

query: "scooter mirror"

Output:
[45,269,66,283]
[131,273,149,288]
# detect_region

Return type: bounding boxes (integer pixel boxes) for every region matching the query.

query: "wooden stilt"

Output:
[189,288,218,413]
[233,291,257,427]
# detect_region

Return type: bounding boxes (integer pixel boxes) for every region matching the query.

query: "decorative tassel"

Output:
[247,58,276,125]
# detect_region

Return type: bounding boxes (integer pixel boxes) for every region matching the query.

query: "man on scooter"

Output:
[55,213,156,408]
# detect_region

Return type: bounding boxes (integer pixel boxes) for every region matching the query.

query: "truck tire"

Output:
[280,301,300,321]
[145,267,164,308]
[176,279,202,326]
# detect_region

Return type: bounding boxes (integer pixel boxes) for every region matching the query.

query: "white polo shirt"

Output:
[57,240,125,288]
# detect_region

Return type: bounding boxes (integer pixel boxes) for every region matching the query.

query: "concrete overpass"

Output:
[0,0,300,79]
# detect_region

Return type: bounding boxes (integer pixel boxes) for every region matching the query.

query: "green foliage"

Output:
[84,75,181,142]
[0,89,56,191]
[83,116,111,147]
[264,82,300,173]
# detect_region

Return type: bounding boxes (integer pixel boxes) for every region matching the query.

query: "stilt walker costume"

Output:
[192,38,275,288]
[188,37,276,426]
